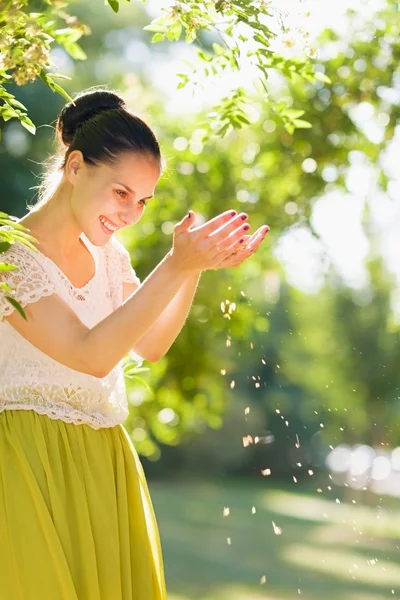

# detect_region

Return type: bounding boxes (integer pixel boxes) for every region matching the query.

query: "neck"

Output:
[21,179,83,258]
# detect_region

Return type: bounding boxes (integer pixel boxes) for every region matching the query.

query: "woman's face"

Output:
[66,150,160,245]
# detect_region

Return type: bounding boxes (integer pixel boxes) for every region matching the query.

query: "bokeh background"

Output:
[2,0,400,598]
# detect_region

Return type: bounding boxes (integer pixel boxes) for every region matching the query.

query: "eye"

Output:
[116,189,128,199]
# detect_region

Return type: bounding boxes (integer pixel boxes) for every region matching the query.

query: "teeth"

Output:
[100,216,117,232]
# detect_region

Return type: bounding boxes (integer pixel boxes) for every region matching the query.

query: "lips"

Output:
[99,215,119,234]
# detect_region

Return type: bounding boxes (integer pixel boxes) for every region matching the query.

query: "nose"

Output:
[119,205,139,226]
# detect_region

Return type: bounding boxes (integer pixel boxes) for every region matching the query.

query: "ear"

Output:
[65,150,84,186]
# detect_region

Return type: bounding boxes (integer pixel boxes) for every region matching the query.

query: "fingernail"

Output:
[241,214,248,221]
[239,238,244,243]
[243,224,250,231]
[230,211,237,217]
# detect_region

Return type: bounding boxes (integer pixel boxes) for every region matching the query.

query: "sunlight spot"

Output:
[283,544,400,586]
[261,468,271,476]
[272,521,282,535]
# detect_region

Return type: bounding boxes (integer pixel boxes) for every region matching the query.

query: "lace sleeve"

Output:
[118,241,141,288]
[0,244,55,321]
[106,236,140,289]
[103,236,143,364]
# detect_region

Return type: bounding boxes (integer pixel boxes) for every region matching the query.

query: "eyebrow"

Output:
[115,182,154,201]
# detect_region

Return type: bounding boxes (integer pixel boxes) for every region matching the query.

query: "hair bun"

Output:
[57,89,126,147]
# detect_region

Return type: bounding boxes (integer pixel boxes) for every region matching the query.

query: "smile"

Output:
[99,216,118,234]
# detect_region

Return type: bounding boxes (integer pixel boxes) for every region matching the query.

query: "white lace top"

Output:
[0,225,143,430]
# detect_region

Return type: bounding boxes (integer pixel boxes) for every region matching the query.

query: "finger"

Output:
[213,223,252,256]
[246,226,270,251]
[208,212,249,240]
[175,210,196,234]
[224,227,261,256]
[225,226,269,262]
[194,210,243,237]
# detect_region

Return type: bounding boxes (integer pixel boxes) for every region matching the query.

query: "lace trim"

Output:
[0,404,126,430]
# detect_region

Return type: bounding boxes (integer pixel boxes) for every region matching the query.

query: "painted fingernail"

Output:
[241,214,248,221]
[230,211,237,217]
[239,238,245,243]
[243,224,250,231]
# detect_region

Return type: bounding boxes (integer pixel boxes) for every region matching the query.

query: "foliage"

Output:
[0,0,91,135]
[0,0,323,139]
[0,213,39,318]
[141,0,324,139]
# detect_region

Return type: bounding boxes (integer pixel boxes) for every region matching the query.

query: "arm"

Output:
[4,209,257,378]
[5,250,191,378]
[122,270,202,362]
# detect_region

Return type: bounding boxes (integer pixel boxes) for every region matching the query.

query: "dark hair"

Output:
[31,86,163,208]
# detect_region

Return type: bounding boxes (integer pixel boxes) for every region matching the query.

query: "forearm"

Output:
[84,251,191,376]
[132,271,202,361]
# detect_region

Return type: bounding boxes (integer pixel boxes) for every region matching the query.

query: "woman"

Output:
[0,87,269,599]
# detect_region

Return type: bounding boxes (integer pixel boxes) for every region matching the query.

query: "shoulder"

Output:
[102,234,131,260]
[0,227,50,275]
[0,228,55,320]
[101,234,134,274]
[101,234,140,291]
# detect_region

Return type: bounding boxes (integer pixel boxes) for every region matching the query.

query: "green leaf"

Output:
[293,119,312,129]
[284,122,295,135]
[170,21,182,41]
[215,122,231,137]
[0,242,11,253]
[212,43,225,55]
[8,98,28,111]
[0,282,12,293]
[54,28,84,44]
[314,71,331,84]
[0,263,18,272]
[107,0,119,12]
[235,113,251,125]
[45,78,74,103]
[5,297,27,321]
[283,108,305,119]
[143,24,167,33]
[45,72,72,81]
[125,374,152,391]
[20,116,36,135]
[64,42,87,60]
[151,33,165,43]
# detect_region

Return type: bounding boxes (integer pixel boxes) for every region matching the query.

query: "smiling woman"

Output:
[0,87,167,600]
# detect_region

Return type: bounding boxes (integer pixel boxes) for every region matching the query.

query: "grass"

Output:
[148,476,400,600]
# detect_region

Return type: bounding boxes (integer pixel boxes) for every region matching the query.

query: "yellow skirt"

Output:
[0,409,167,600]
